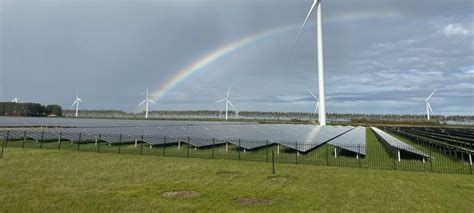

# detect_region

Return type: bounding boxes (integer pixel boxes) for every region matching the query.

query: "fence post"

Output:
[140,140,143,155]
[163,136,166,156]
[118,134,122,154]
[40,131,44,149]
[469,146,472,175]
[266,140,269,162]
[212,138,215,159]
[97,134,101,153]
[358,144,361,168]
[295,141,298,164]
[1,131,6,158]
[238,139,241,161]
[429,148,433,172]
[77,133,82,151]
[325,143,329,166]
[22,130,26,148]
[272,150,275,174]
[393,148,396,170]
[5,131,9,147]
[186,137,190,158]
[58,132,62,150]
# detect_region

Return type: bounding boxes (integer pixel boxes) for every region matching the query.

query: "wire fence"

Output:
[0,130,472,175]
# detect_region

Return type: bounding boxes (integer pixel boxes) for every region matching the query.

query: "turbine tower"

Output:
[138,88,156,119]
[425,89,436,120]
[308,90,319,114]
[71,92,82,118]
[11,97,20,103]
[290,0,327,126]
[215,87,235,121]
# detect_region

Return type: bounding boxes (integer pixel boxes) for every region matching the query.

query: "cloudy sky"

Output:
[1,0,473,115]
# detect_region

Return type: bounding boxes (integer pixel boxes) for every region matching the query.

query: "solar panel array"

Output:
[371,127,429,158]
[0,117,435,158]
[1,119,355,153]
[328,126,366,155]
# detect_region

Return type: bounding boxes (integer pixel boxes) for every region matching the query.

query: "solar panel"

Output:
[371,127,430,158]
[328,126,366,155]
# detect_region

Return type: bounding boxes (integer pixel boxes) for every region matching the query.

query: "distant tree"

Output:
[46,105,63,116]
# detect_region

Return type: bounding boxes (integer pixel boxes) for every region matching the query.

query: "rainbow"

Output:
[151,24,300,100]
[151,10,401,101]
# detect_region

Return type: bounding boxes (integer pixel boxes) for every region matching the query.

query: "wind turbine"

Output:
[424,89,437,120]
[308,90,319,114]
[71,92,82,118]
[137,88,156,119]
[290,0,327,126]
[11,97,20,103]
[215,87,235,121]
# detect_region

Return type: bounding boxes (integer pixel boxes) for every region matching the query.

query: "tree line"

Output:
[61,109,474,123]
[0,102,62,117]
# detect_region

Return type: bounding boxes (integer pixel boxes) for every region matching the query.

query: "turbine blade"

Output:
[71,101,77,108]
[226,87,231,98]
[426,89,437,101]
[215,99,226,103]
[137,100,146,107]
[227,100,235,109]
[149,99,157,104]
[308,90,318,100]
[427,102,434,114]
[288,0,318,65]
[315,102,319,114]
[77,98,82,102]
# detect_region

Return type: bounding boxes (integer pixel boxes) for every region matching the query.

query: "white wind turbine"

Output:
[215,87,235,121]
[137,88,156,119]
[290,0,327,126]
[71,92,82,118]
[424,89,437,120]
[11,97,20,103]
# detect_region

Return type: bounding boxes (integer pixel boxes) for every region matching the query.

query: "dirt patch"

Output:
[267,175,295,183]
[162,190,201,198]
[216,170,244,177]
[234,197,273,206]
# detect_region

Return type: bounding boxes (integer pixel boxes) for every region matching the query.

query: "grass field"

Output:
[1,147,473,212]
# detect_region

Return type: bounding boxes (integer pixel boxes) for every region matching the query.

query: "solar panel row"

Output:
[0,124,353,153]
[371,127,430,159]
[328,126,366,155]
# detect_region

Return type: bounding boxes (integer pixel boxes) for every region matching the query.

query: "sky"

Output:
[1,0,473,115]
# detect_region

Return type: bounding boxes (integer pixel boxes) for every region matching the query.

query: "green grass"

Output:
[1,148,473,212]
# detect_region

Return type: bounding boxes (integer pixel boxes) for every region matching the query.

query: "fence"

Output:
[0,130,472,175]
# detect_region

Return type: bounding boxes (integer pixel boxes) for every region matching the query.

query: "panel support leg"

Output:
[398,149,401,162]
